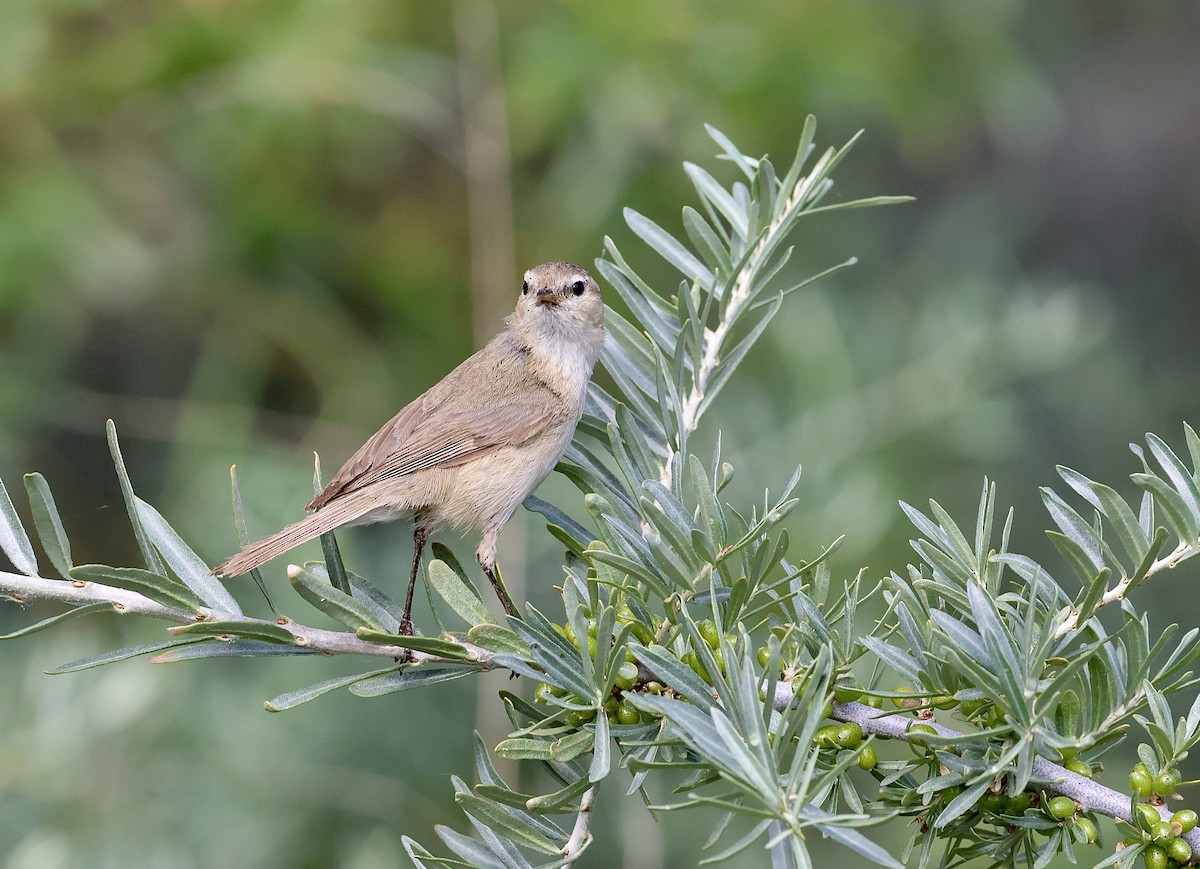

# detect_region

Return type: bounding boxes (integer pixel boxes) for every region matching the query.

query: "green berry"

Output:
[1151,821,1174,844]
[1172,809,1198,833]
[697,619,720,650]
[566,708,595,727]
[615,701,640,726]
[863,694,883,709]
[932,695,958,710]
[1131,769,1154,797]
[614,661,638,691]
[683,651,711,684]
[1167,837,1193,864]
[1048,796,1078,820]
[979,793,1006,815]
[836,722,863,749]
[643,681,663,694]
[1154,769,1181,797]
[907,723,937,746]
[1065,758,1092,778]
[834,684,862,703]
[1136,802,1162,831]
[756,646,770,668]
[1006,793,1032,814]
[891,686,914,709]
[585,618,598,638]
[1075,816,1098,844]
[857,745,878,771]
[1143,844,1170,869]
[815,725,841,748]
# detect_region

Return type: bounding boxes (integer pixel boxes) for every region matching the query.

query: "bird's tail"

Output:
[213,492,380,578]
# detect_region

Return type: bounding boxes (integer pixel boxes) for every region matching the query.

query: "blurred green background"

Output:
[2,1,1198,866]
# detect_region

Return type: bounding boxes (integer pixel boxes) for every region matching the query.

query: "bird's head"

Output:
[511,261,605,360]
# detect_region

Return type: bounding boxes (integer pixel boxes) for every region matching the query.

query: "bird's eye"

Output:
[522,280,529,295]
[571,280,586,296]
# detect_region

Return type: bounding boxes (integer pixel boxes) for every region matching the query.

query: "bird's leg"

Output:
[400,524,429,636]
[476,529,519,619]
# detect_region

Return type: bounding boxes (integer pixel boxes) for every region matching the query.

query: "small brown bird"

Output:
[215,262,605,633]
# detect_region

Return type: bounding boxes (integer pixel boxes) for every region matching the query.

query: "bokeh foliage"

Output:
[2,1,1199,867]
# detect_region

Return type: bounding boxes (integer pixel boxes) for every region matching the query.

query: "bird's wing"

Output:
[307,340,559,510]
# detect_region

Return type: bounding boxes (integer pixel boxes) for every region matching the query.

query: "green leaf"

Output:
[136,498,242,614]
[1072,566,1111,625]
[1133,473,1200,542]
[683,161,748,238]
[467,623,531,656]
[355,628,472,660]
[106,420,166,576]
[0,478,37,575]
[495,737,554,761]
[550,728,595,762]
[150,640,314,663]
[229,466,275,613]
[1147,433,1200,524]
[264,666,399,711]
[346,572,403,634]
[69,564,208,612]
[427,559,494,626]
[23,473,72,575]
[47,638,209,673]
[171,619,297,644]
[624,208,714,288]
[453,793,561,856]
[0,603,111,640]
[1041,488,1103,571]
[682,206,732,275]
[288,563,386,630]
[525,775,593,814]
[350,667,473,697]
[311,453,352,596]
[523,496,595,554]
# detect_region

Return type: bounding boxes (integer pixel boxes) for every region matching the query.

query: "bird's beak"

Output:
[535,288,566,306]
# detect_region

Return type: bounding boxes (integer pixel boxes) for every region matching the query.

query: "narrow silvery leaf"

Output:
[454,793,561,856]
[264,666,398,711]
[1132,473,1198,542]
[0,478,37,575]
[70,563,207,612]
[229,466,275,612]
[106,420,166,575]
[350,668,472,697]
[0,603,110,640]
[595,257,679,350]
[705,123,759,180]
[23,473,72,575]
[426,559,494,626]
[601,235,677,312]
[136,498,241,613]
[624,208,713,289]
[1041,488,1104,570]
[683,162,749,238]
[172,618,296,644]
[682,206,732,275]
[1146,432,1200,522]
[288,563,386,630]
[46,638,208,673]
[355,629,471,660]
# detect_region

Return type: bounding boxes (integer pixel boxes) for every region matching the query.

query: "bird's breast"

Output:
[432,420,576,532]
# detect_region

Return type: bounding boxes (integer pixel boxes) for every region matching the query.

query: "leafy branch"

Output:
[3,121,1200,868]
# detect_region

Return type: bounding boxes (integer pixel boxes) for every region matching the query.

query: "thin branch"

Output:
[768,687,1200,851]
[0,569,496,667]
[561,784,598,863]
[1054,537,1200,638]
